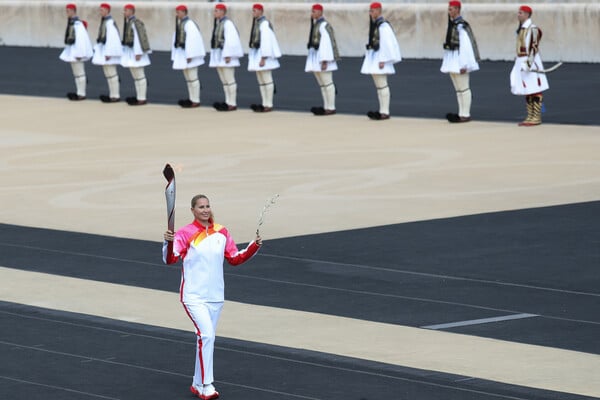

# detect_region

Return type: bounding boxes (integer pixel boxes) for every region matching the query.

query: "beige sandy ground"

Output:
[1,95,600,396]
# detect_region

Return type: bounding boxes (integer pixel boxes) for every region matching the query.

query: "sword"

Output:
[163,163,176,260]
[531,62,563,74]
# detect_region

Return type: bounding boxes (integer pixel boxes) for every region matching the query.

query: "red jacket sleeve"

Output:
[223,230,260,266]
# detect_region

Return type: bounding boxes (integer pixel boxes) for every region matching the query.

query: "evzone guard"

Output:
[171,4,206,108]
[305,3,340,116]
[92,3,123,103]
[209,3,244,112]
[510,5,549,126]
[120,3,152,106]
[248,3,282,112]
[440,0,480,123]
[360,2,402,121]
[59,3,93,101]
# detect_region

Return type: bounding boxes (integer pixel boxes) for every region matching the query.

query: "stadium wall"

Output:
[0,1,598,62]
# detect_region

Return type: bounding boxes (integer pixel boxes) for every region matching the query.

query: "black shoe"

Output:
[250,104,259,111]
[368,111,381,120]
[213,101,227,110]
[311,106,325,115]
[179,99,200,108]
[67,92,85,101]
[252,104,265,112]
[125,97,138,105]
[128,99,147,106]
[100,95,119,103]
[216,104,237,112]
[446,113,460,122]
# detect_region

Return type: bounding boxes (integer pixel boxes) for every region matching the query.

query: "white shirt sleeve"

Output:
[222,20,244,59]
[132,24,143,55]
[104,20,123,57]
[72,21,94,59]
[259,20,281,59]
[317,22,335,63]
[458,25,475,70]
[376,23,401,64]
[185,21,206,59]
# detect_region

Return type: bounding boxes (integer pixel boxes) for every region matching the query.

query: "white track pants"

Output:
[129,67,147,101]
[183,67,201,104]
[102,65,119,99]
[216,67,237,106]
[450,73,471,118]
[70,61,86,96]
[313,71,335,111]
[183,301,223,386]
[256,70,274,108]
[372,74,390,115]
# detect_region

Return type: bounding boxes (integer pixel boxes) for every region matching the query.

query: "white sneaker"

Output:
[190,384,202,398]
[202,384,220,400]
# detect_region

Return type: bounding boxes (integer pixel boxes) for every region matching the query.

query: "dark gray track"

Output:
[1,45,600,399]
[0,302,595,400]
[0,46,598,125]
[1,202,599,399]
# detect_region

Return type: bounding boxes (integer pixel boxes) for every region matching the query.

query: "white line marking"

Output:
[225,273,600,326]
[422,313,539,330]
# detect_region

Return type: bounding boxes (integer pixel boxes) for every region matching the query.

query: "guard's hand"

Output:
[135,54,142,61]
[225,57,231,63]
[105,56,111,61]
[164,230,174,242]
[321,61,327,71]
[379,62,385,69]
[460,68,467,74]
[187,58,192,63]
[255,234,263,246]
[259,57,266,67]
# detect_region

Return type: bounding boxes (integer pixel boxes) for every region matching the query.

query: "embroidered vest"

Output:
[249,16,272,49]
[174,17,189,49]
[366,17,387,51]
[122,17,150,52]
[443,17,481,61]
[517,24,542,57]
[210,17,228,49]
[307,18,340,61]
[97,16,115,44]
[64,17,78,45]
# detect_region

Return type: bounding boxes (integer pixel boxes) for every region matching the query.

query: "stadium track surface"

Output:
[0,46,599,125]
[1,201,599,400]
[1,46,600,400]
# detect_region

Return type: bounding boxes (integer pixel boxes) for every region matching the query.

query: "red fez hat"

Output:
[66,3,76,10]
[448,1,461,8]
[519,5,532,14]
[176,4,187,12]
[124,4,135,11]
[369,2,382,9]
[100,3,110,11]
[215,3,226,10]
[312,4,323,11]
[253,3,264,10]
